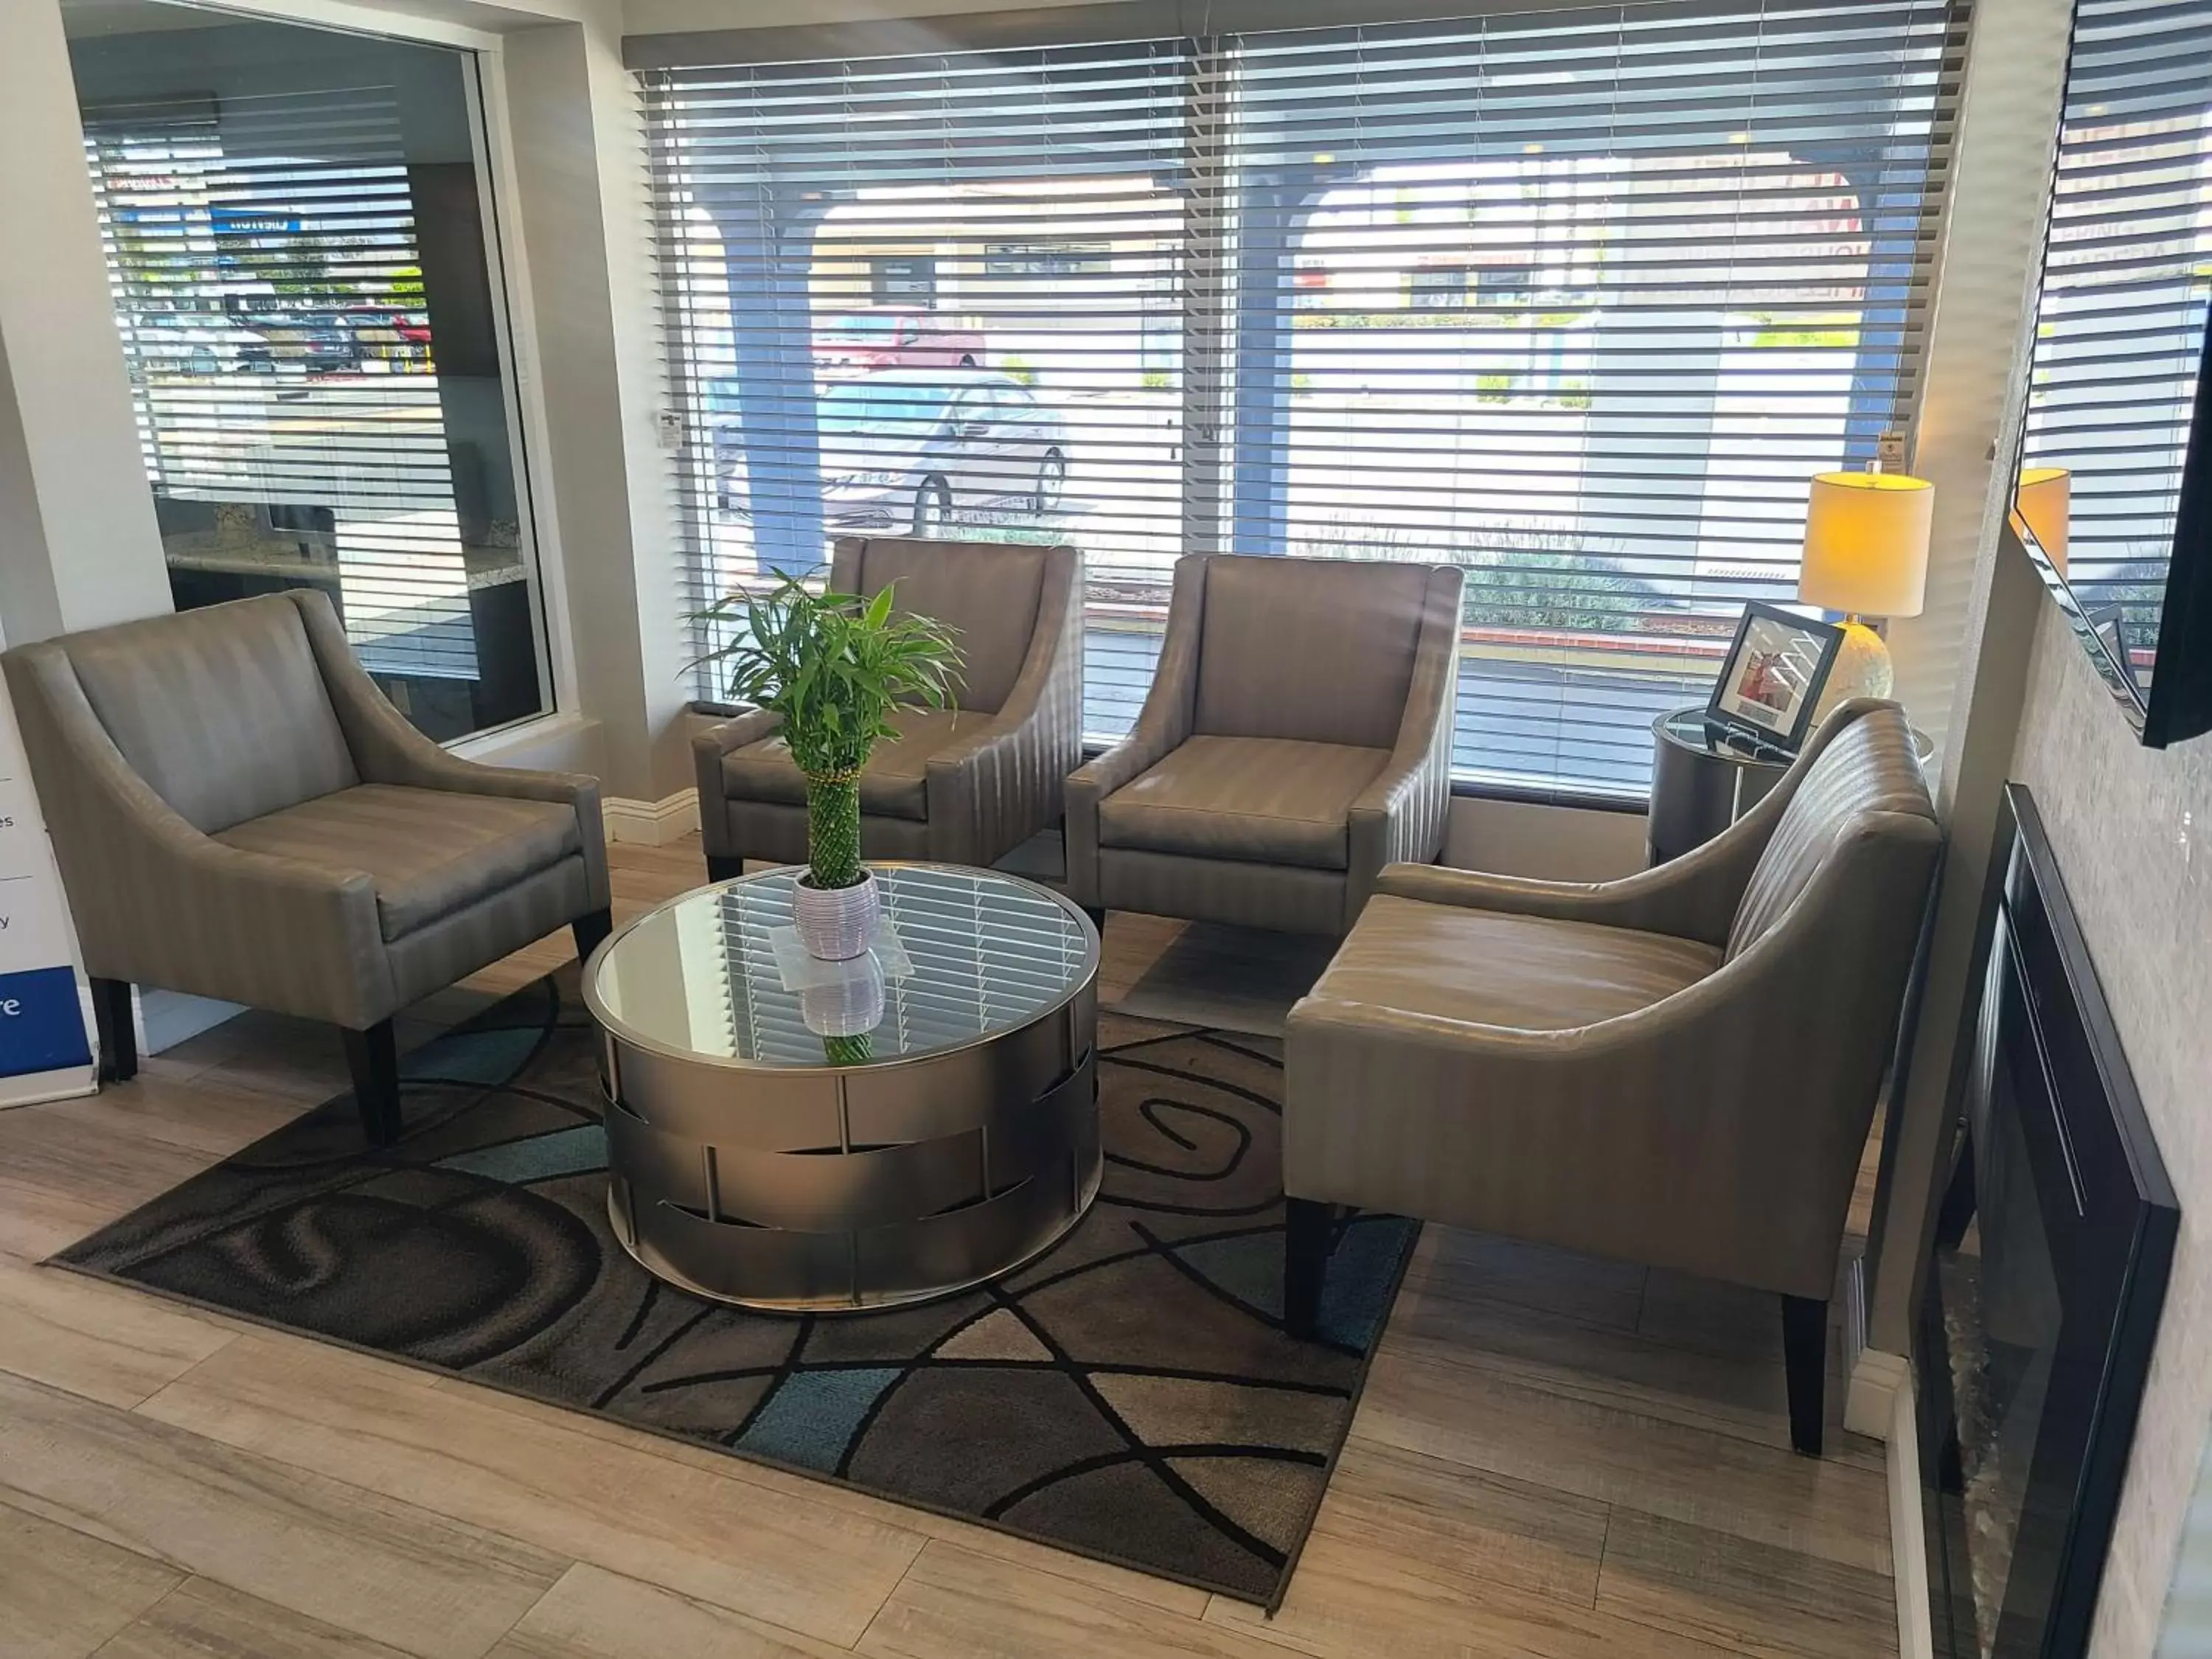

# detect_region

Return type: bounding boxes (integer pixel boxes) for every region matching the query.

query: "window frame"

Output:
[640,0,1968,804]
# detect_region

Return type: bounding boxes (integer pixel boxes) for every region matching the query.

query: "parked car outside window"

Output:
[813,307,987,377]
[711,367,1068,535]
[234,310,362,375]
[128,313,260,377]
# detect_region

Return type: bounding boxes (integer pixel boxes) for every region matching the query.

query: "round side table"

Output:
[1648,708,1934,867]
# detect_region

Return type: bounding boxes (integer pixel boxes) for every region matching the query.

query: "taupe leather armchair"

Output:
[1065,553,1464,936]
[1281,700,1940,1455]
[693,536,1082,880]
[2,591,611,1146]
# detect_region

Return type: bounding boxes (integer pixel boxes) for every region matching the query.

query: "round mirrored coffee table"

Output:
[582,863,1100,1313]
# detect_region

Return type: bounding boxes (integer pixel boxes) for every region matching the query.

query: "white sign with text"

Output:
[0,668,94,1104]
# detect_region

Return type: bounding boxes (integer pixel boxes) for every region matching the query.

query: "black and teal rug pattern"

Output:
[53,967,1416,1607]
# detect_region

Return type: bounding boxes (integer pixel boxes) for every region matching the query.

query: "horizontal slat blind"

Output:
[642,0,1964,796]
[83,88,478,682]
[2019,0,2212,671]
[1226,3,1961,790]
[645,41,1192,714]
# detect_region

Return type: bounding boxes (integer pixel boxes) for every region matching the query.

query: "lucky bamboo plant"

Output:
[695,577,963,894]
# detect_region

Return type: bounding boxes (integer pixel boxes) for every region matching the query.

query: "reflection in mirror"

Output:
[2012,0,2212,745]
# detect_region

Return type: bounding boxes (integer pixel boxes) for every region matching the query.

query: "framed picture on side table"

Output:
[1705,602,1846,755]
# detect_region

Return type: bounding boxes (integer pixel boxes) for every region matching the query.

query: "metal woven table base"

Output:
[603,1042,1101,1312]
[588,864,1102,1312]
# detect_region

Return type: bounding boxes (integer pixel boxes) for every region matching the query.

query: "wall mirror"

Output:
[2011,0,2212,747]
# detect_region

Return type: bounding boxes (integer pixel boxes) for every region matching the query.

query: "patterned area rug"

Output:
[53,967,1416,1607]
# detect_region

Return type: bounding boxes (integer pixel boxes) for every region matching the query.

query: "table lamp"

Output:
[2014,466,2070,576]
[1798,470,1934,712]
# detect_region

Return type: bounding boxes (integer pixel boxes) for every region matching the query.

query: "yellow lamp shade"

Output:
[2015,467,2070,577]
[1797,471,1935,619]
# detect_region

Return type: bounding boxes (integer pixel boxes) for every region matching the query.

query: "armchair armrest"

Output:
[1290,813,1937,1298]
[1346,565,1464,924]
[1370,697,1908,947]
[925,546,1084,866]
[1064,731,1177,910]
[1371,850,1756,947]
[3,647,396,1028]
[1063,554,1206,908]
[288,591,608,906]
[694,707,784,760]
[692,708,782,862]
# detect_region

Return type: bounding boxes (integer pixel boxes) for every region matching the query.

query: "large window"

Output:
[644,0,1964,798]
[69,2,549,744]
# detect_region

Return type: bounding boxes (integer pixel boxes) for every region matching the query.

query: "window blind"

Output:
[645,41,1194,721]
[2019,0,2212,660]
[642,0,1966,798]
[83,86,479,683]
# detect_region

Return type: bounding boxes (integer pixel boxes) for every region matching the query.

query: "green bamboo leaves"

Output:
[695,576,964,891]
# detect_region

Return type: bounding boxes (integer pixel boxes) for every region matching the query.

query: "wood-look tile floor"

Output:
[0,838,1896,1659]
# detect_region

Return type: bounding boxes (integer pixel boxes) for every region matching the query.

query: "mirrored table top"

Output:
[585,864,1096,1070]
[1656,708,1800,768]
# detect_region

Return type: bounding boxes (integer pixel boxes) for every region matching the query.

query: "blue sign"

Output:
[1,675,96,1097]
[0,966,93,1075]
[210,206,302,237]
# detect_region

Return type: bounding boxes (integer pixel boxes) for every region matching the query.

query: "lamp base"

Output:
[1812,619,1894,724]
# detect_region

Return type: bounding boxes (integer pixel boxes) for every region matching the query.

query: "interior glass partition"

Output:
[64,0,549,744]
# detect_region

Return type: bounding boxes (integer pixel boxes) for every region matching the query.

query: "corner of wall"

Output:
[1863,0,2073,1366]
[0,0,172,644]
[501,5,689,802]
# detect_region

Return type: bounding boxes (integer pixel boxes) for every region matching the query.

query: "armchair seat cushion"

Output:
[215,784,581,942]
[1303,894,1721,1032]
[1099,736,1389,871]
[720,707,967,822]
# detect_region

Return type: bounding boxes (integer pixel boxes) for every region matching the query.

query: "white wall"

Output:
[2159,1434,2212,1656]
[2011,605,2212,1659]
[505,4,694,802]
[0,0,173,644]
[1444,796,1647,883]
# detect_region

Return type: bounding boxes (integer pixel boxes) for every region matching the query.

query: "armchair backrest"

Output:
[34,594,359,834]
[832,537,1061,714]
[1726,703,1935,959]
[1189,554,1436,751]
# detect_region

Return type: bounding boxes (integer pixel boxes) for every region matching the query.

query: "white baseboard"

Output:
[1848,1346,1910,1440]
[1840,1252,1907,1441]
[603,791,700,847]
[1890,1368,1934,1659]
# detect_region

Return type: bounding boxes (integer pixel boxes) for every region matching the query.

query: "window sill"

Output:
[684,703,1651,815]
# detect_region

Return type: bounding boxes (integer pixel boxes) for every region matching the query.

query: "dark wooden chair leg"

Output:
[89,977,136,1083]
[1082,905,1107,937]
[1284,1197,1333,1339]
[571,905,614,963]
[342,1021,402,1148]
[706,854,745,883]
[1782,1294,1827,1457]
